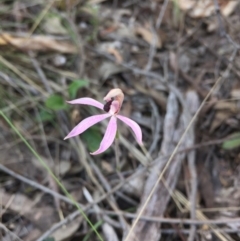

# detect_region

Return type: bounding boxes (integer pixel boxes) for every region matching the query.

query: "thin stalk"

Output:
[140,144,152,163]
[115,132,124,181]
[115,130,120,170]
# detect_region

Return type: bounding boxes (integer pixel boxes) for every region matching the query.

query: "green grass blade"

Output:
[83,220,103,241]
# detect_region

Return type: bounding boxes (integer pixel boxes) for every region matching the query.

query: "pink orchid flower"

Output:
[64,88,143,155]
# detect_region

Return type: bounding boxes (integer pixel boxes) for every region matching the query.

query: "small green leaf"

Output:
[68,80,88,99]
[81,126,102,153]
[222,135,240,150]
[45,94,67,111]
[37,109,55,122]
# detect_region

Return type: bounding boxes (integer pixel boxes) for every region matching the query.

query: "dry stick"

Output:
[88,47,165,82]
[37,205,240,241]
[0,71,36,93]
[35,158,124,240]
[145,23,157,71]
[142,87,232,240]
[5,123,104,241]
[0,163,81,207]
[90,210,240,225]
[124,57,236,241]
[37,190,240,241]
[0,131,236,213]
[83,187,120,241]
[90,161,129,234]
[196,206,240,213]
[29,51,62,213]
[30,52,65,220]
[35,171,145,239]
[115,191,138,206]
[1,95,44,114]
[125,92,180,241]
[69,134,121,230]
[0,135,68,151]
[156,0,169,28]
[148,98,161,155]
[187,148,197,241]
[125,47,236,241]
[161,228,240,235]
[1,127,236,206]
[123,172,231,241]
[36,210,80,241]
[36,193,240,241]
[71,136,104,197]
[2,141,238,239]
[29,51,52,93]
[0,222,24,241]
[83,187,121,232]
[146,0,169,71]
[64,8,85,77]
[119,135,148,166]
[175,191,233,241]
[185,91,199,241]
[0,56,46,96]
[140,144,152,163]
[28,0,55,37]
[213,0,240,49]
[0,160,145,210]
[160,89,198,241]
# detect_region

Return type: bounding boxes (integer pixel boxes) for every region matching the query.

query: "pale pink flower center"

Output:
[109,100,120,115]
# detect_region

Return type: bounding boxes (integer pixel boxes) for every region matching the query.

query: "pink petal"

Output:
[64,113,111,140]
[117,115,142,145]
[91,116,117,155]
[67,97,104,110]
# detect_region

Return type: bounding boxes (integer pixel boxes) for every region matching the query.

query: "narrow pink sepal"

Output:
[67,97,104,110]
[91,116,117,155]
[117,115,143,145]
[64,113,111,140]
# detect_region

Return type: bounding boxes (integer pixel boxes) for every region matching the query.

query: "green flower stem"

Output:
[0,110,104,241]
[140,143,152,163]
[115,130,120,170]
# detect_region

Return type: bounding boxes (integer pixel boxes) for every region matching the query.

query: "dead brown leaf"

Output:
[210,111,233,132]
[135,27,162,48]
[122,175,145,197]
[107,47,123,63]
[231,89,240,98]
[209,100,239,132]
[0,33,77,53]
[0,189,58,232]
[101,160,114,173]
[98,62,125,80]
[25,229,42,241]
[214,101,237,113]
[176,0,238,18]
[134,83,167,110]
[52,217,83,241]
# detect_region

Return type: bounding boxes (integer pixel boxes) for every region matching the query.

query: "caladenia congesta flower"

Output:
[64,88,143,155]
